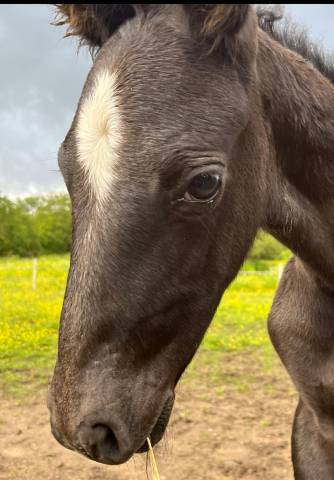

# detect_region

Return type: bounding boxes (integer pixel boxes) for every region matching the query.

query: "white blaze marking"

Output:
[76,70,122,203]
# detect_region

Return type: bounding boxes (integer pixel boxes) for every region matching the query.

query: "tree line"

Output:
[0,194,71,256]
[0,193,289,259]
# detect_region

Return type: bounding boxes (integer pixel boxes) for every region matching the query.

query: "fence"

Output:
[1,258,286,291]
[240,264,284,281]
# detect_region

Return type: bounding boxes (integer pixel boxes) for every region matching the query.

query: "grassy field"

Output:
[0,254,289,396]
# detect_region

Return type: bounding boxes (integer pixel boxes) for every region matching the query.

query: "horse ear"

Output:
[51,4,136,52]
[184,4,256,55]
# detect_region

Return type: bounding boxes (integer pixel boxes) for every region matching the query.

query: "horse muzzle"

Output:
[48,384,175,465]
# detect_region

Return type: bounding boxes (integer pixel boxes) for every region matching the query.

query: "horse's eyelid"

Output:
[171,191,220,206]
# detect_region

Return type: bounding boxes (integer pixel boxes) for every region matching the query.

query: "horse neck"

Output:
[256,29,334,288]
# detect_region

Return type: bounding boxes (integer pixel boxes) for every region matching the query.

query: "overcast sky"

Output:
[2,4,334,198]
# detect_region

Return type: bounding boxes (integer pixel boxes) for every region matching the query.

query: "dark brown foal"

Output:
[48,5,334,477]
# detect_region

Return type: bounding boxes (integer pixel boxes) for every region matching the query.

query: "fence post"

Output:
[278,263,284,283]
[32,257,38,290]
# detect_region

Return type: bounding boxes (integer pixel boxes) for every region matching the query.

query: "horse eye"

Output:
[184,172,221,202]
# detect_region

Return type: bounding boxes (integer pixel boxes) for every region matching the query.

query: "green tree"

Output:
[248,231,290,260]
[0,193,72,257]
[34,194,72,254]
[0,196,16,255]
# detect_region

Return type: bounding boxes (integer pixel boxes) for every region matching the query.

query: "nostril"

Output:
[90,424,118,459]
[77,421,130,465]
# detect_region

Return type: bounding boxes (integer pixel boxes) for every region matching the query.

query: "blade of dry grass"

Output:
[147,437,161,480]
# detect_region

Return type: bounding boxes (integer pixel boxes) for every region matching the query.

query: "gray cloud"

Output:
[1,4,334,197]
[0,4,91,197]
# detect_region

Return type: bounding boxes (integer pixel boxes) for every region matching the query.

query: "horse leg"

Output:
[292,398,334,479]
[268,257,334,479]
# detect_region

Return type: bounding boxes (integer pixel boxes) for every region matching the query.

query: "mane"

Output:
[257,5,334,84]
[53,4,334,84]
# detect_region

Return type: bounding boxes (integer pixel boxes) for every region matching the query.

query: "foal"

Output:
[48,5,334,478]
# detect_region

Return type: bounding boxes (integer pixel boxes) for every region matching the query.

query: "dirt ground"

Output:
[0,358,297,480]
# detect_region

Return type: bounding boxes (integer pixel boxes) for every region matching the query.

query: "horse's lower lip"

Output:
[136,395,175,453]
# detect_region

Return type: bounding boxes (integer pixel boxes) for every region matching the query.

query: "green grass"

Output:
[186,264,285,393]
[0,254,287,396]
[0,255,69,394]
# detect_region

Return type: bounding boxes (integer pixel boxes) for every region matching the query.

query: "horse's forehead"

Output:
[74,42,186,203]
[72,30,241,204]
[75,57,170,205]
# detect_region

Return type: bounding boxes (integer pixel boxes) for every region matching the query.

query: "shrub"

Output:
[0,194,71,257]
[248,232,290,260]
